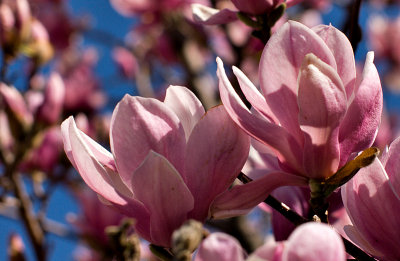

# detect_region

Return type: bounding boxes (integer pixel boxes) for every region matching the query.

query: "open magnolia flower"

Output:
[342,136,400,260]
[217,21,382,194]
[61,86,252,247]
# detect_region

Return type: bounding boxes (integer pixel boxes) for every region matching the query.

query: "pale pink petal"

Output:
[342,159,400,259]
[298,54,347,179]
[192,4,238,25]
[342,225,384,259]
[380,135,400,196]
[232,66,278,123]
[195,233,244,261]
[62,118,123,202]
[217,57,303,174]
[282,223,346,261]
[131,151,194,247]
[37,73,65,124]
[62,116,132,197]
[163,85,205,140]
[313,24,356,97]
[185,105,250,221]
[339,52,383,166]
[209,172,307,219]
[110,95,186,186]
[259,21,337,145]
[61,117,149,228]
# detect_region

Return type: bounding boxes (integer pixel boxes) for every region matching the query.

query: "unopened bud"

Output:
[8,233,26,261]
[171,220,208,261]
[22,19,53,65]
[37,73,65,124]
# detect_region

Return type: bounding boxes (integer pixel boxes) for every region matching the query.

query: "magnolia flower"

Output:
[368,16,400,62]
[21,127,63,173]
[112,47,138,79]
[195,223,346,261]
[342,136,400,260]
[36,73,65,124]
[59,48,105,113]
[61,86,251,247]
[217,21,382,196]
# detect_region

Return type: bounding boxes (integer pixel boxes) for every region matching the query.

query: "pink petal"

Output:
[195,233,244,261]
[342,159,400,259]
[282,223,346,261]
[232,66,278,124]
[131,151,194,247]
[185,105,250,221]
[62,116,132,197]
[61,117,149,227]
[163,85,205,140]
[338,52,383,166]
[312,24,356,97]
[298,54,347,179]
[379,136,400,197]
[217,57,303,174]
[342,225,384,259]
[110,95,186,186]
[191,4,238,25]
[62,117,120,202]
[259,20,337,145]
[37,73,65,124]
[210,171,307,219]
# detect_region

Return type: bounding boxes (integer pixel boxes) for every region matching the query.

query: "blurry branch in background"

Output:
[0,197,77,240]
[343,0,363,53]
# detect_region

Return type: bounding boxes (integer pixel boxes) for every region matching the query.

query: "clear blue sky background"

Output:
[0,1,399,260]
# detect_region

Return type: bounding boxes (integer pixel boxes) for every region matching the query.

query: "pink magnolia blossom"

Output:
[112,47,138,79]
[195,223,346,261]
[195,232,245,261]
[61,85,251,247]
[368,15,400,63]
[22,127,63,173]
[342,136,400,260]
[36,73,65,124]
[59,48,105,113]
[8,233,25,260]
[31,0,75,50]
[217,21,382,200]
